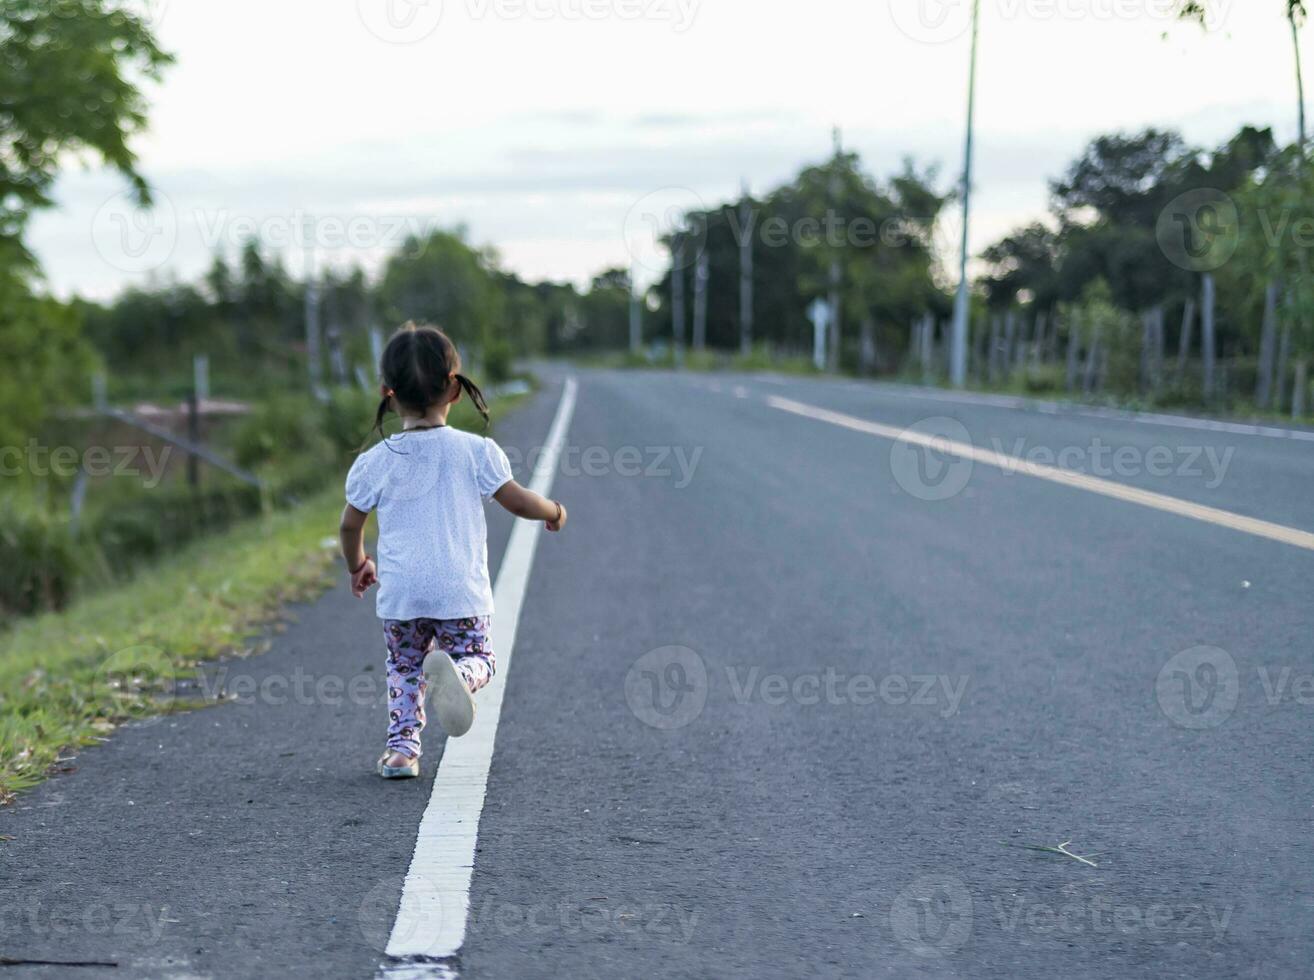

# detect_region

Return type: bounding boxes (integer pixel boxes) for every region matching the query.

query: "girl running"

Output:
[339,323,567,778]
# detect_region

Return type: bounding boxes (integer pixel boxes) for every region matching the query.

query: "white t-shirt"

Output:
[345,427,513,621]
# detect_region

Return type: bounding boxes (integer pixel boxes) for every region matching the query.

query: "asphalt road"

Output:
[3,369,1312,979]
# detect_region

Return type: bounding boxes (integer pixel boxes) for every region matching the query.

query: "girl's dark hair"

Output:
[364,322,489,448]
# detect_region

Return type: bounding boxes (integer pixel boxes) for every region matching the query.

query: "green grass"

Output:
[0,488,344,803]
[0,383,533,804]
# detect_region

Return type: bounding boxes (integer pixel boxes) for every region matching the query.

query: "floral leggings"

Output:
[383,616,496,758]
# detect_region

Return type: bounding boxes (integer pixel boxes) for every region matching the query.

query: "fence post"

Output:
[692,250,708,352]
[186,389,201,488]
[1175,296,1196,383]
[1294,360,1309,419]
[1201,273,1217,403]
[987,315,1000,383]
[1065,312,1080,392]
[671,236,686,367]
[1082,318,1101,395]
[1256,282,1279,408]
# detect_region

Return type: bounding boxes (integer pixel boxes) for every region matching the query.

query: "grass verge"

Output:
[0,488,343,804]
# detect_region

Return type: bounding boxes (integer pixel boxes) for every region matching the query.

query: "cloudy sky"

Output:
[28,0,1310,299]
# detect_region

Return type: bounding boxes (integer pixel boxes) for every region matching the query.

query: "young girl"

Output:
[339,323,567,779]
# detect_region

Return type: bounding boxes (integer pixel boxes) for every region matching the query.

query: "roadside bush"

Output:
[229,393,334,470]
[0,503,80,616]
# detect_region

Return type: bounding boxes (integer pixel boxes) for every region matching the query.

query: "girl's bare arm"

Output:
[493,481,567,531]
[340,504,378,596]
[340,504,370,569]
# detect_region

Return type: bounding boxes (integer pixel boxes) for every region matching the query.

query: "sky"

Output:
[27,0,1313,300]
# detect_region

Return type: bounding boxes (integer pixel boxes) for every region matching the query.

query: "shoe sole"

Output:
[430,651,476,737]
[377,761,420,779]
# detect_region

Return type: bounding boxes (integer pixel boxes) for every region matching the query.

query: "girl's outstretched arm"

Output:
[493,481,568,531]
[340,504,377,596]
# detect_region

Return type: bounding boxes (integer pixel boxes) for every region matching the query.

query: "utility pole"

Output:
[692,250,709,352]
[672,234,686,367]
[304,238,324,399]
[739,180,754,357]
[949,0,981,388]
[827,126,843,373]
[629,263,642,354]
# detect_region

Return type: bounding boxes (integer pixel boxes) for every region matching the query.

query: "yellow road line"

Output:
[767,394,1314,553]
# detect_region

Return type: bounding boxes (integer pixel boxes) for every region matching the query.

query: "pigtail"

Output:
[358,394,391,452]
[455,373,490,428]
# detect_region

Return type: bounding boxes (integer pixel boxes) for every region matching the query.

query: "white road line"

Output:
[768,394,1314,553]
[839,381,1314,442]
[379,377,578,977]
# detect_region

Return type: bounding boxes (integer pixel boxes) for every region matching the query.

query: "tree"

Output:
[0,0,173,267]
[1,0,171,444]
[1177,2,1306,147]
[377,230,503,359]
[1178,3,1312,414]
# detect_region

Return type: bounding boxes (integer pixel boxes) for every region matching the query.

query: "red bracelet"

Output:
[552,501,563,523]
[349,555,374,575]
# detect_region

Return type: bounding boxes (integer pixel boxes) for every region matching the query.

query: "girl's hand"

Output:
[546,501,567,533]
[350,556,378,597]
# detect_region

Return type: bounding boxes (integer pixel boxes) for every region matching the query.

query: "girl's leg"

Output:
[383,619,437,757]
[435,616,496,695]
